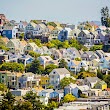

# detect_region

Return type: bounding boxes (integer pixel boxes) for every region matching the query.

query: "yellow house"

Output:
[94,81,107,90]
[40,75,49,88]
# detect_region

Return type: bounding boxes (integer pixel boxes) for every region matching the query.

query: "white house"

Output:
[49,68,70,88]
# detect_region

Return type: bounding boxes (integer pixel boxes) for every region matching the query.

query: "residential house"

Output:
[100,57,110,71]
[37,56,53,68]
[17,55,34,66]
[89,59,100,73]
[59,49,70,58]
[50,48,62,60]
[25,22,37,39]
[17,21,28,32]
[49,27,62,40]
[40,75,49,88]
[40,46,51,55]
[34,23,49,36]
[49,68,70,88]
[18,72,40,89]
[95,50,106,59]
[77,24,85,31]
[24,42,38,54]
[84,77,100,88]
[67,47,81,60]
[0,14,8,26]
[64,84,80,98]
[7,39,22,54]
[77,30,94,47]
[104,33,110,45]
[58,28,72,41]
[81,51,99,61]
[0,71,11,85]
[49,90,64,102]
[94,81,107,90]
[68,60,88,74]
[20,40,27,54]
[38,89,54,98]
[0,37,9,47]
[2,26,18,39]
[69,29,80,39]
[0,71,22,89]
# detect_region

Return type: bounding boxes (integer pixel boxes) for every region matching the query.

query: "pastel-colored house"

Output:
[49,68,70,89]
[84,77,101,88]
[94,81,107,90]
[2,26,18,39]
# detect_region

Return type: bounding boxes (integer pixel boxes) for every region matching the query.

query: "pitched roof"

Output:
[39,23,47,29]
[3,26,15,30]
[28,42,38,48]
[105,57,110,61]
[85,77,100,83]
[47,25,54,31]
[20,40,27,47]
[53,68,70,75]
[0,37,9,44]
[82,30,90,35]
[9,39,20,48]
[72,60,81,66]
[30,22,37,28]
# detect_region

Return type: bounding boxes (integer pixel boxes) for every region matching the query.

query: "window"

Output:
[12,76,14,80]
[2,76,4,78]
[12,82,14,85]
[74,33,76,36]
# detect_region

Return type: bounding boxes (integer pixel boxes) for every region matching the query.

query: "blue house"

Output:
[2,26,18,39]
[64,84,80,98]
[58,29,68,42]
[49,90,64,102]
[17,55,34,66]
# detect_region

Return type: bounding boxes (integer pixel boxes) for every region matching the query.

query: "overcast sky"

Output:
[0,0,110,24]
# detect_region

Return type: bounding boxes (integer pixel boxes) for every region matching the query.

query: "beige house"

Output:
[24,42,38,53]
[7,39,21,53]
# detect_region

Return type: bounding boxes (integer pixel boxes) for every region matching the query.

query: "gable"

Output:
[7,41,14,47]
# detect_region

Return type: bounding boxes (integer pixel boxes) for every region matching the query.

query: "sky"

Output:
[0,0,110,24]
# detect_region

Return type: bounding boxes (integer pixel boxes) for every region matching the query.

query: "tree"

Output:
[0,62,25,72]
[29,51,40,58]
[0,91,15,110]
[0,83,7,92]
[0,46,9,51]
[47,101,58,110]
[43,64,58,75]
[14,101,33,110]
[23,91,45,110]
[101,6,110,27]
[97,69,103,80]
[63,93,76,103]
[75,58,81,61]
[46,85,54,89]
[25,59,44,74]
[59,59,67,68]
[60,77,76,89]
[33,39,42,47]
[90,45,103,51]
[47,22,57,28]
[19,33,24,41]
[77,72,96,79]
[103,75,110,88]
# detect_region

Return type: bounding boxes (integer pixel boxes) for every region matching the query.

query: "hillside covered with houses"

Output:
[1,13,110,110]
